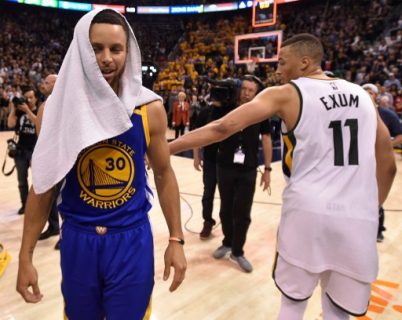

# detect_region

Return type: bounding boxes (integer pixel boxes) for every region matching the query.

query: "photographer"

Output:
[7,86,38,215]
[212,75,272,273]
[36,75,60,244]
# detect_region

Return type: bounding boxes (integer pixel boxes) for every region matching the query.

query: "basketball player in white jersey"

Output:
[170,33,396,319]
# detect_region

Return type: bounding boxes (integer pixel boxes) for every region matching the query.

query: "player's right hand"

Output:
[193,158,203,171]
[16,261,43,303]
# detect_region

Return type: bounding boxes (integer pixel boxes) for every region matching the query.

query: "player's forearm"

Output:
[376,155,396,205]
[154,167,183,238]
[169,120,230,154]
[262,134,272,167]
[25,110,38,127]
[193,147,200,160]
[19,188,56,263]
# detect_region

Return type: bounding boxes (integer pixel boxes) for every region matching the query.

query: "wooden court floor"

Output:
[0,131,401,320]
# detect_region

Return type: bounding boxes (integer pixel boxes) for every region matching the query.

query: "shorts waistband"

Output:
[62,217,149,235]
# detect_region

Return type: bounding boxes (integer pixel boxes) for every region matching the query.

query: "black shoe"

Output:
[38,229,60,241]
[18,207,25,215]
[377,232,384,243]
[54,239,60,250]
[200,221,215,240]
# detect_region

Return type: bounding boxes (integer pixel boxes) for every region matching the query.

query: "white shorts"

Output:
[272,254,371,316]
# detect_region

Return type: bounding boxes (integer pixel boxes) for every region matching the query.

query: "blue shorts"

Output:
[60,218,154,320]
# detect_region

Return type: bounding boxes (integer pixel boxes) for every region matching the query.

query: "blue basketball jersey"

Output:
[58,105,153,228]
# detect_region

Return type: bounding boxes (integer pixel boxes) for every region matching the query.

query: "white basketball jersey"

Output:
[278,77,379,282]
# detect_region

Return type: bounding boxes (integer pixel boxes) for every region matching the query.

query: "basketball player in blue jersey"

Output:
[17,9,186,320]
[170,33,396,319]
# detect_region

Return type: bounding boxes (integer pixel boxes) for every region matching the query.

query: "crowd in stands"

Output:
[0,2,183,129]
[0,0,401,132]
[155,0,401,126]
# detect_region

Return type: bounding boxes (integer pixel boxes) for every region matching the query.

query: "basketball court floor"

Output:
[0,130,401,320]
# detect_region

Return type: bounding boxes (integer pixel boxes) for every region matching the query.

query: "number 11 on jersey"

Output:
[329,118,359,166]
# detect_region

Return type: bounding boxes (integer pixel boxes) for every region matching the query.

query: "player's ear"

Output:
[300,56,310,71]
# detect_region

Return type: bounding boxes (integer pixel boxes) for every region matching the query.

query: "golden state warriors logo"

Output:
[77,140,136,209]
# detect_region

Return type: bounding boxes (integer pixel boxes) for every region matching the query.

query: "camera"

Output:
[12,96,27,117]
[7,139,19,158]
[204,77,239,110]
[12,96,27,106]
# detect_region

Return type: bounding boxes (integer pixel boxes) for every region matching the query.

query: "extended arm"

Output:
[169,85,295,154]
[146,101,187,292]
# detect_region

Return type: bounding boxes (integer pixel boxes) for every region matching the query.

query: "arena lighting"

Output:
[204,2,238,12]
[58,0,91,11]
[22,0,40,5]
[141,66,157,73]
[238,1,254,9]
[17,0,57,7]
[137,6,170,14]
[170,5,204,14]
[92,3,125,14]
[41,0,57,7]
[142,65,158,90]
[137,2,239,14]
[3,0,301,14]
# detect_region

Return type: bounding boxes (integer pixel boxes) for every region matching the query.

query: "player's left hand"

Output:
[260,170,271,191]
[163,242,187,292]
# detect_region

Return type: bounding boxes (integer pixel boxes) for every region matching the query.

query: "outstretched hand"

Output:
[163,242,187,292]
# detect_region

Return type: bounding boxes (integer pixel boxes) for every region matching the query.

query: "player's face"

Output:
[90,23,128,93]
[239,80,258,104]
[276,46,303,84]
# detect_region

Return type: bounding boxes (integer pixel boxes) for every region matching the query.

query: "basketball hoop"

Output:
[246,56,259,73]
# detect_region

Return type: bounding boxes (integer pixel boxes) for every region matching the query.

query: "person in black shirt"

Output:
[363,83,402,242]
[7,86,38,214]
[213,75,272,273]
[36,75,61,243]
[193,101,227,239]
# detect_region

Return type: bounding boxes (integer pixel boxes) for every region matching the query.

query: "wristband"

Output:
[264,166,272,172]
[169,237,185,245]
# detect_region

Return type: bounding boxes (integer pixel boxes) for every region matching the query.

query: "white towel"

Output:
[32,8,161,194]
